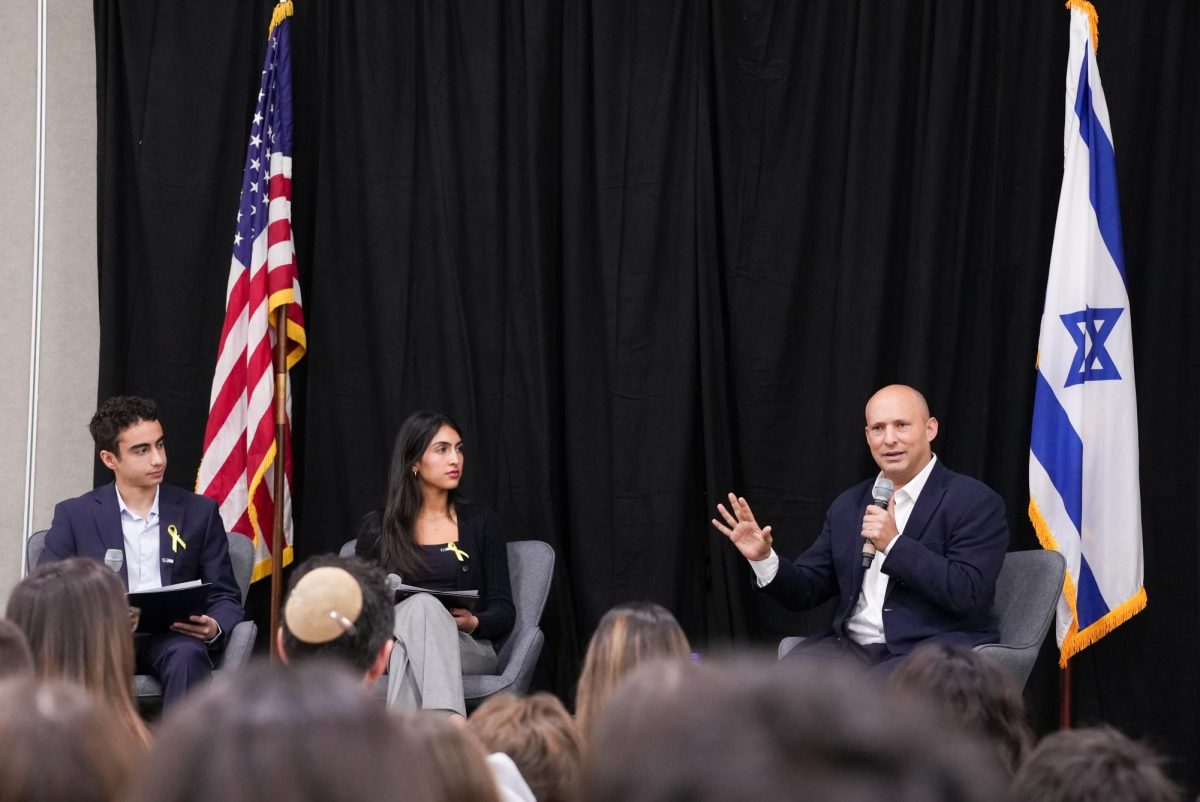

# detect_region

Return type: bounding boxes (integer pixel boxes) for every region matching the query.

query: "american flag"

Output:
[197,1,305,582]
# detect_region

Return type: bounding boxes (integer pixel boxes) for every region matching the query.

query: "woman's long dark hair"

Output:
[376,411,463,577]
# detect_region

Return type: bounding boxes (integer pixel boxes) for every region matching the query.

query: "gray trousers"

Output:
[386,593,498,715]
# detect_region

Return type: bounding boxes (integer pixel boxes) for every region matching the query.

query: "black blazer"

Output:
[357,502,516,642]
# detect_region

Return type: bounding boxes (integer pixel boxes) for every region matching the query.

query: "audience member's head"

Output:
[470,692,583,802]
[1012,725,1181,802]
[575,601,690,737]
[124,660,432,802]
[889,643,1033,773]
[401,711,502,802]
[0,619,34,679]
[0,677,143,802]
[278,555,394,682]
[584,656,1009,802]
[5,557,148,745]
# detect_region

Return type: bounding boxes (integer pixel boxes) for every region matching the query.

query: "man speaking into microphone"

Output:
[711,385,1008,670]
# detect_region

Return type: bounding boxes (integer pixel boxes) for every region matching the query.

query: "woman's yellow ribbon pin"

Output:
[446,542,469,562]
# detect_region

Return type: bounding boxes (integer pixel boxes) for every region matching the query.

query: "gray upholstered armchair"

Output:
[973,549,1066,687]
[339,537,554,708]
[463,539,554,707]
[778,549,1066,688]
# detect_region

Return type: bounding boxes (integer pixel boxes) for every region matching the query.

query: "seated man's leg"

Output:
[136,633,213,706]
[787,634,892,670]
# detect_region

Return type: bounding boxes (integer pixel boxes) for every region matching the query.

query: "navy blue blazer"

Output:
[763,461,1008,656]
[41,483,245,640]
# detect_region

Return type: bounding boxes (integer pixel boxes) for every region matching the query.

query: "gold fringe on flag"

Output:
[1065,0,1100,53]
[1063,588,1147,663]
[269,1,294,37]
[1029,499,1148,668]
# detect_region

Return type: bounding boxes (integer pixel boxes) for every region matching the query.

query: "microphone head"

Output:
[103,549,124,572]
[384,573,403,591]
[871,478,895,507]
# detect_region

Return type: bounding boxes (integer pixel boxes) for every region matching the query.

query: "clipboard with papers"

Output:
[391,583,479,611]
[128,580,211,634]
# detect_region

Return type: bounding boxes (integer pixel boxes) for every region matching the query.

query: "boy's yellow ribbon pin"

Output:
[168,524,186,553]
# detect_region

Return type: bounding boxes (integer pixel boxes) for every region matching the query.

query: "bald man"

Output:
[712,385,1008,670]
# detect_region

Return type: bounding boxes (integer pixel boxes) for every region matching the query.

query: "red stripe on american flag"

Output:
[201,352,246,446]
[215,267,249,356]
[202,436,249,510]
[229,510,253,540]
[269,173,291,198]
[267,218,292,249]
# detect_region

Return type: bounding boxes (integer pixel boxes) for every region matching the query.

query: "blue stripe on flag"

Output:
[1030,370,1084,534]
[1075,552,1112,629]
[1073,50,1127,289]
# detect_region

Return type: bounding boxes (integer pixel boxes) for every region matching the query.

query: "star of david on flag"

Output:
[1029,0,1145,667]
[1060,305,1123,386]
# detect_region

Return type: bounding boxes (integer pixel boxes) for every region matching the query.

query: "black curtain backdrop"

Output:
[95,0,1200,789]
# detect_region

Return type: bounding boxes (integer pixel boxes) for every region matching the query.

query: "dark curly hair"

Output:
[88,396,159,455]
[888,644,1033,774]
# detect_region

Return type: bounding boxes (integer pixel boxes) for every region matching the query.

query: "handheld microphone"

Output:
[861,478,895,569]
[104,549,124,573]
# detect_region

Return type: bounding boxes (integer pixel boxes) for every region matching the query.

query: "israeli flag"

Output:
[1029,2,1146,667]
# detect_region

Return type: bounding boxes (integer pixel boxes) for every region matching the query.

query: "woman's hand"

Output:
[450,608,479,635]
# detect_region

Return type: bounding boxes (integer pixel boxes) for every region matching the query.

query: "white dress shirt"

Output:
[117,486,162,592]
[750,455,939,645]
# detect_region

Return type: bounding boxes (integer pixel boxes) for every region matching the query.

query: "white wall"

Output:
[0,0,99,605]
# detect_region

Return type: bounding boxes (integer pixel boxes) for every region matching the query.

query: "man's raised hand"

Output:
[712,493,773,562]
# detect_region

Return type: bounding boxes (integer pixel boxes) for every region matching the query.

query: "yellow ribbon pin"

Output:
[168,524,186,553]
[446,542,469,562]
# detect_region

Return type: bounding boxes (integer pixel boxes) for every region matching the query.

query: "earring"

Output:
[412,467,418,476]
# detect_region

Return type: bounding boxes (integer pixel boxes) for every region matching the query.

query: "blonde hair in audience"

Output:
[0,677,144,802]
[5,558,149,745]
[574,601,691,738]
[470,692,583,802]
[400,711,501,802]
